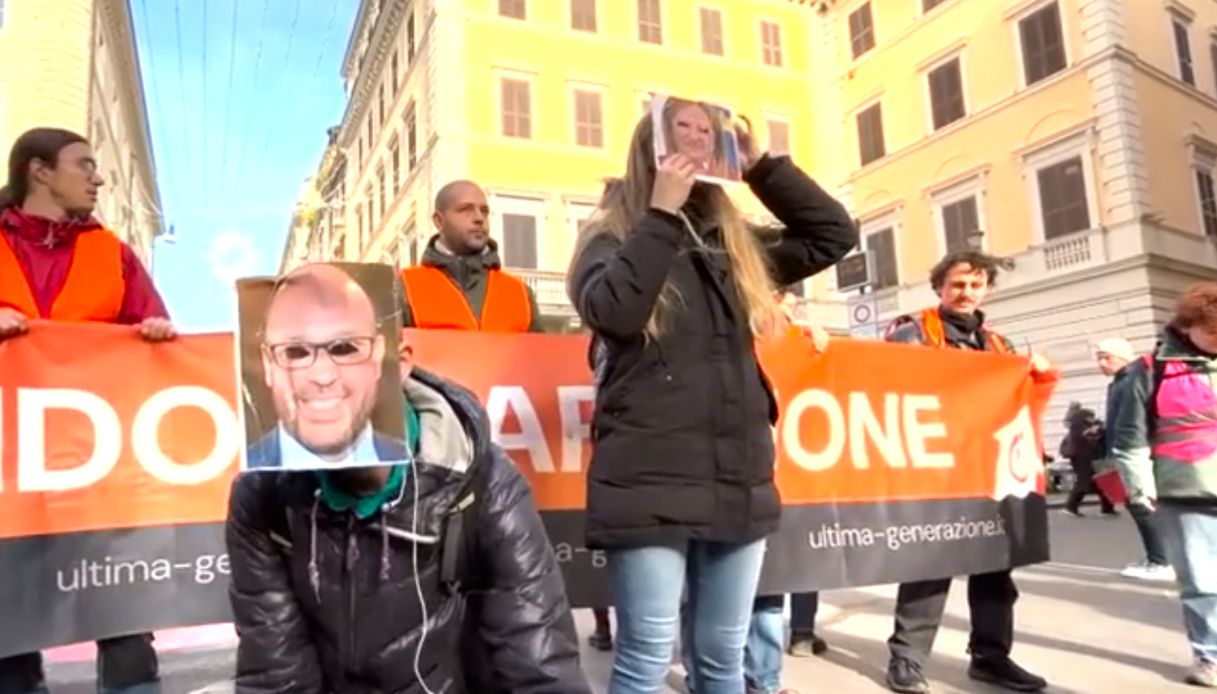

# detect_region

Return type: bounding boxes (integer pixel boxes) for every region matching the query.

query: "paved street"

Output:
[44,501,1195,693]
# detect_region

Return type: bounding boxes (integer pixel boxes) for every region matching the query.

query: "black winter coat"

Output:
[568,155,857,549]
[226,370,591,694]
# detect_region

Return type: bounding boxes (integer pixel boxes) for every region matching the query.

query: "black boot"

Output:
[588,609,613,652]
[788,634,828,657]
[886,657,931,694]
[968,656,1047,691]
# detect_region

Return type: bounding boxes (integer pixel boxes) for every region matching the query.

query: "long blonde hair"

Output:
[568,112,779,339]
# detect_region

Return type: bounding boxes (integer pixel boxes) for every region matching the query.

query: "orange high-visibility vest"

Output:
[918,307,1010,353]
[400,265,532,333]
[0,229,125,321]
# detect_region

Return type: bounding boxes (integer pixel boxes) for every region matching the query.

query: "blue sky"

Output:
[131,0,360,333]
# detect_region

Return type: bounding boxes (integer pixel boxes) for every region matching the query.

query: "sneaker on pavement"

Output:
[1062,509,1083,518]
[1186,659,1217,687]
[1121,561,1176,582]
[968,656,1047,692]
[886,657,931,694]
[788,635,829,657]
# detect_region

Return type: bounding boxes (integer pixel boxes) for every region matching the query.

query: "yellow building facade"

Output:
[307,0,819,321]
[0,0,164,264]
[800,0,1217,421]
[295,0,1217,417]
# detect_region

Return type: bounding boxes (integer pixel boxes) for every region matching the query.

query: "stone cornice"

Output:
[342,1,378,78]
[99,0,164,233]
[338,0,407,148]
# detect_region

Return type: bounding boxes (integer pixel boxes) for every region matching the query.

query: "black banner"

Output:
[0,496,1047,657]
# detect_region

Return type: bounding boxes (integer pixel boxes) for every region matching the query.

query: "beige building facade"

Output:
[0,0,163,264]
[797,0,1217,427]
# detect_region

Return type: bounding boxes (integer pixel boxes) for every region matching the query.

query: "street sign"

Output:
[835,251,871,293]
[847,293,880,338]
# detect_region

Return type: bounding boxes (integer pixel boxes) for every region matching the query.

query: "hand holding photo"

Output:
[236,262,408,472]
[650,94,743,184]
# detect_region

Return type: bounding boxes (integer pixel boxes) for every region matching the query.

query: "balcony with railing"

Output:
[511,268,576,317]
[802,222,1217,334]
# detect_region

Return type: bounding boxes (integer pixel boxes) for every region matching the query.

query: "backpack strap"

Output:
[439,483,481,595]
[1143,349,1167,435]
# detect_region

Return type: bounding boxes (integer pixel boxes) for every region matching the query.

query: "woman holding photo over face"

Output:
[658,97,739,181]
[567,106,857,693]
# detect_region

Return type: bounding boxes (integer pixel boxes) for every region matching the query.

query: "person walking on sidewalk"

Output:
[1096,338,1175,582]
[0,128,176,694]
[399,180,541,333]
[1059,402,1118,518]
[568,105,856,694]
[1110,283,1217,688]
[882,250,1052,694]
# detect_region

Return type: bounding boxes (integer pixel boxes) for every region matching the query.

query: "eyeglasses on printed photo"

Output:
[262,336,378,369]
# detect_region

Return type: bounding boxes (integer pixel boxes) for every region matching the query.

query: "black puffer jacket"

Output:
[568,155,857,549]
[226,369,590,694]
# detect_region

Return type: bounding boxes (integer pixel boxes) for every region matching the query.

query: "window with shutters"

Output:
[638,0,662,45]
[856,103,885,166]
[767,119,790,155]
[567,202,596,236]
[938,196,980,253]
[1194,151,1217,238]
[366,191,375,244]
[501,214,538,269]
[407,13,416,62]
[377,166,386,218]
[1018,2,1067,86]
[574,89,603,148]
[849,3,875,59]
[865,227,899,290]
[499,0,525,19]
[390,136,400,193]
[927,57,965,130]
[405,101,417,170]
[761,21,783,66]
[1172,15,1195,86]
[1036,156,1091,239]
[1210,40,1217,96]
[700,7,723,56]
[571,0,596,32]
[500,78,532,139]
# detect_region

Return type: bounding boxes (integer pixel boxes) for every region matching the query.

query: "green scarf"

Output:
[316,398,421,519]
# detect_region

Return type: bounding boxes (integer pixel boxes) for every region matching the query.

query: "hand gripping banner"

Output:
[0,322,1055,655]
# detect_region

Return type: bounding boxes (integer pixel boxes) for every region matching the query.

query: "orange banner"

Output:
[0,322,1055,540]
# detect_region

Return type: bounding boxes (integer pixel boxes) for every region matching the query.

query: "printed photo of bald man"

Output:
[236,262,408,471]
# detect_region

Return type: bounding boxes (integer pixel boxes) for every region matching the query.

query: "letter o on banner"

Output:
[132,387,239,484]
[781,389,845,472]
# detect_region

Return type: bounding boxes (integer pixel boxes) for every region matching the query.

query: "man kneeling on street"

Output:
[225,269,591,693]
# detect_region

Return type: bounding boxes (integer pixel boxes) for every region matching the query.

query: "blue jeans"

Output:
[743,595,784,693]
[608,539,766,694]
[1158,503,1217,662]
[684,592,820,694]
[1129,502,1169,566]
